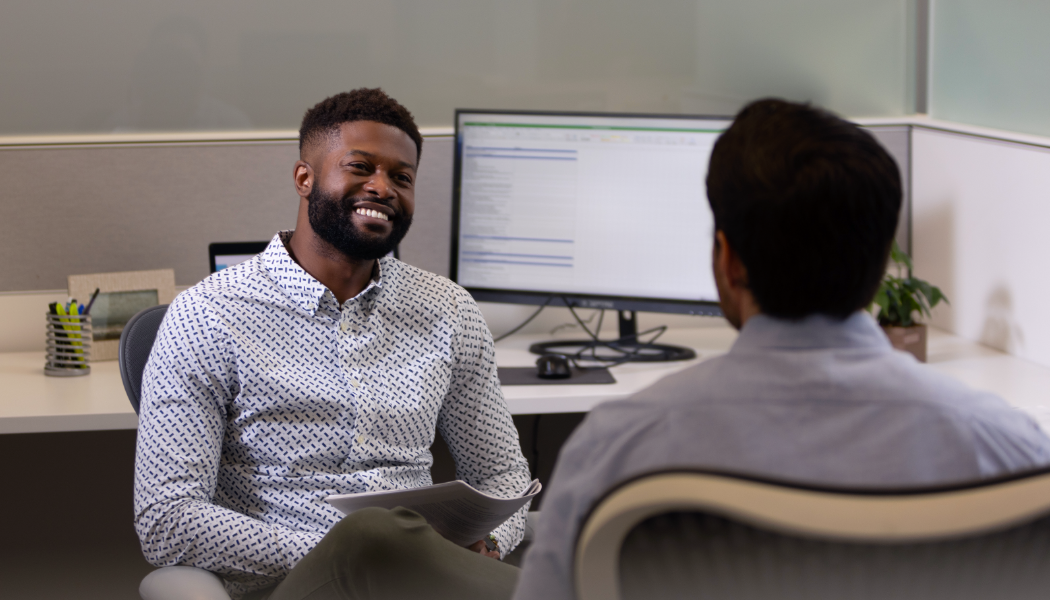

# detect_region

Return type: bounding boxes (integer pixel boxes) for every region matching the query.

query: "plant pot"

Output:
[882,323,927,362]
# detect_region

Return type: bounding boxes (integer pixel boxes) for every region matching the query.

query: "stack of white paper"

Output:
[327,479,542,546]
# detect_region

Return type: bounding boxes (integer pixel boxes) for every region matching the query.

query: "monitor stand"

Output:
[528,310,696,363]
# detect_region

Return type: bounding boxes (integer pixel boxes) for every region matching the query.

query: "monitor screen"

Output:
[451,110,730,316]
[209,241,270,273]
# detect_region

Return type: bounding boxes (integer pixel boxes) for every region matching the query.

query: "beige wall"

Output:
[0,135,453,292]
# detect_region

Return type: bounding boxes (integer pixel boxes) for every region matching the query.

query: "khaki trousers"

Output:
[246,507,520,600]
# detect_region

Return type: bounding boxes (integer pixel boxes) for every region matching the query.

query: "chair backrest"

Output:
[575,469,1050,600]
[118,304,169,415]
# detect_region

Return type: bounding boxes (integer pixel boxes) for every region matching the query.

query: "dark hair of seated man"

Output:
[298,87,424,161]
[706,98,902,319]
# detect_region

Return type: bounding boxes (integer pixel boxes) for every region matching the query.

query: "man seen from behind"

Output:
[512,98,1050,600]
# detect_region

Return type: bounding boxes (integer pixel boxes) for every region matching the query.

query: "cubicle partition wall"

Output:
[0,132,454,292]
[0,125,908,353]
[911,123,1050,367]
[0,127,907,292]
[8,121,1050,372]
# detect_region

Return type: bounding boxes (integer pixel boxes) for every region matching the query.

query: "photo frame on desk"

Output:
[68,269,176,361]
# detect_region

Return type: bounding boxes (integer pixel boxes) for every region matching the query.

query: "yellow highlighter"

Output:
[56,301,86,367]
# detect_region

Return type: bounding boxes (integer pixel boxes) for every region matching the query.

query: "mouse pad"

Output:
[498,366,616,386]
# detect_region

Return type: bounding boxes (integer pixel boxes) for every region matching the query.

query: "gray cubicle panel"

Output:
[0,127,905,293]
[0,135,454,292]
[864,125,912,253]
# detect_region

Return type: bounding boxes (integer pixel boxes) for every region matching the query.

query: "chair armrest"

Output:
[139,566,231,600]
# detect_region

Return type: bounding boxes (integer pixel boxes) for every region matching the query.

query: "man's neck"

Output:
[285,230,376,305]
[737,301,762,329]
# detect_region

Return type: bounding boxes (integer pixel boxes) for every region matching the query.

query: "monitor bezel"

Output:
[450,108,729,317]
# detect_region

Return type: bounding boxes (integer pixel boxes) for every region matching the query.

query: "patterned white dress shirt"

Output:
[134,232,530,597]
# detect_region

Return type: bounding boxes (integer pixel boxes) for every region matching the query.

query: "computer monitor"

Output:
[209,241,269,273]
[451,110,730,362]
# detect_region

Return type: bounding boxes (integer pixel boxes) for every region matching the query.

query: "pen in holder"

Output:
[45,311,92,376]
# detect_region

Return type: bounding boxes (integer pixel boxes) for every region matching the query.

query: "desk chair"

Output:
[575,469,1050,600]
[120,304,232,600]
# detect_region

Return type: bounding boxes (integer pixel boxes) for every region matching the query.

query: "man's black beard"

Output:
[307,186,412,261]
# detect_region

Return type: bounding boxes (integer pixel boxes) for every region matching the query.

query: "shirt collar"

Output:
[261,231,386,315]
[730,310,891,353]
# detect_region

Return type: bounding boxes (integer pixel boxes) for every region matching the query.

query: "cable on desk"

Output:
[493,296,554,343]
[559,299,671,367]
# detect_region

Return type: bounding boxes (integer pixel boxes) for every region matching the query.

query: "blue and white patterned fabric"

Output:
[134,232,530,598]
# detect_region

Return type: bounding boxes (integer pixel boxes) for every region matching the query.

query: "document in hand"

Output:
[326,479,542,547]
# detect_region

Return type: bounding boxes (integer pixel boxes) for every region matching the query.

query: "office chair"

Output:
[575,468,1050,600]
[119,304,232,600]
[119,304,169,415]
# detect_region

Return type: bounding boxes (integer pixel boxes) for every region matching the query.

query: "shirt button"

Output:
[356,434,365,444]
[350,379,361,388]
[340,322,350,333]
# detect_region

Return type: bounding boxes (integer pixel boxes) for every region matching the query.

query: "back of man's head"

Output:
[706,98,902,320]
[299,88,423,161]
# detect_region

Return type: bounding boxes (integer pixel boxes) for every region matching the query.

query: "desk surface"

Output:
[0,354,134,433]
[3,323,1050,435]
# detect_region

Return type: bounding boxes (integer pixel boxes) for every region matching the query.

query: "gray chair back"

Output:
[576,469,1050,600]
[117,304,169,414]
[121,303,234,600]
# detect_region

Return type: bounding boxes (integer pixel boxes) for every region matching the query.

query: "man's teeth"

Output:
[355,208,389,221]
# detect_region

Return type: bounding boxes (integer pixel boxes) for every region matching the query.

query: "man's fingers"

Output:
[467,539,487,553]
[466,539,501,559]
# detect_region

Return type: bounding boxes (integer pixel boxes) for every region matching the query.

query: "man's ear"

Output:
[294,160,314,199]
[716,231,748,291]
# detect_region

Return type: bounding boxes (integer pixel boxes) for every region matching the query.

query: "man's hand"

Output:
[467,538,500,560]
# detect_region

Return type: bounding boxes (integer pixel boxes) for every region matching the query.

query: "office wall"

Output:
[0,135,453,292]
[0,0,915,136]
[0,126,908,293]
[912,125,1050,367]
[865,125,912,251]
[931,1,1050,138]
[0,124,909,353]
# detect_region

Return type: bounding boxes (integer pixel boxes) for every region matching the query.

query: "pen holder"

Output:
[45,312,92,376]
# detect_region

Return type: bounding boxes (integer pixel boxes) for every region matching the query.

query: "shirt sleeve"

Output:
[436,288,533,557]
[133,291,322,590]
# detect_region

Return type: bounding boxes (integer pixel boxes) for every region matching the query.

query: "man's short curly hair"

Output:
[299,88,423,162]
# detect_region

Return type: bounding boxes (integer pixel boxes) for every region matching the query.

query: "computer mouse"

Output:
[536,354,572,379]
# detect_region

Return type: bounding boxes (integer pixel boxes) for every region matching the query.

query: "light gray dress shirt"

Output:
[134,233,530,598]
[513,311,1050,600]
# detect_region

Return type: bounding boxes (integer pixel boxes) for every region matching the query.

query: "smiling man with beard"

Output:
[134,89,530,600]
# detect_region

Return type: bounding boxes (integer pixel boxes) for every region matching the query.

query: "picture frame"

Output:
[68,269,176,361]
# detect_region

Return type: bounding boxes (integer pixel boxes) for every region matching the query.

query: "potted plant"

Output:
[870,242,948,362]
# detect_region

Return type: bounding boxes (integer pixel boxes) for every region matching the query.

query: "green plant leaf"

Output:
[871,286,888,316]
[890,241,913,273]
[875,243,948,326]
[929,285,948,308]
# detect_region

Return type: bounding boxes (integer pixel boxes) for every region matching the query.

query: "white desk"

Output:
[0,353,135,433]
[4,323,1050,434]
[498,325,1050,432]
[495,324,737,414]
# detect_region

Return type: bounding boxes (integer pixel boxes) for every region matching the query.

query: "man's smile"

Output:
[354,207,390,222]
